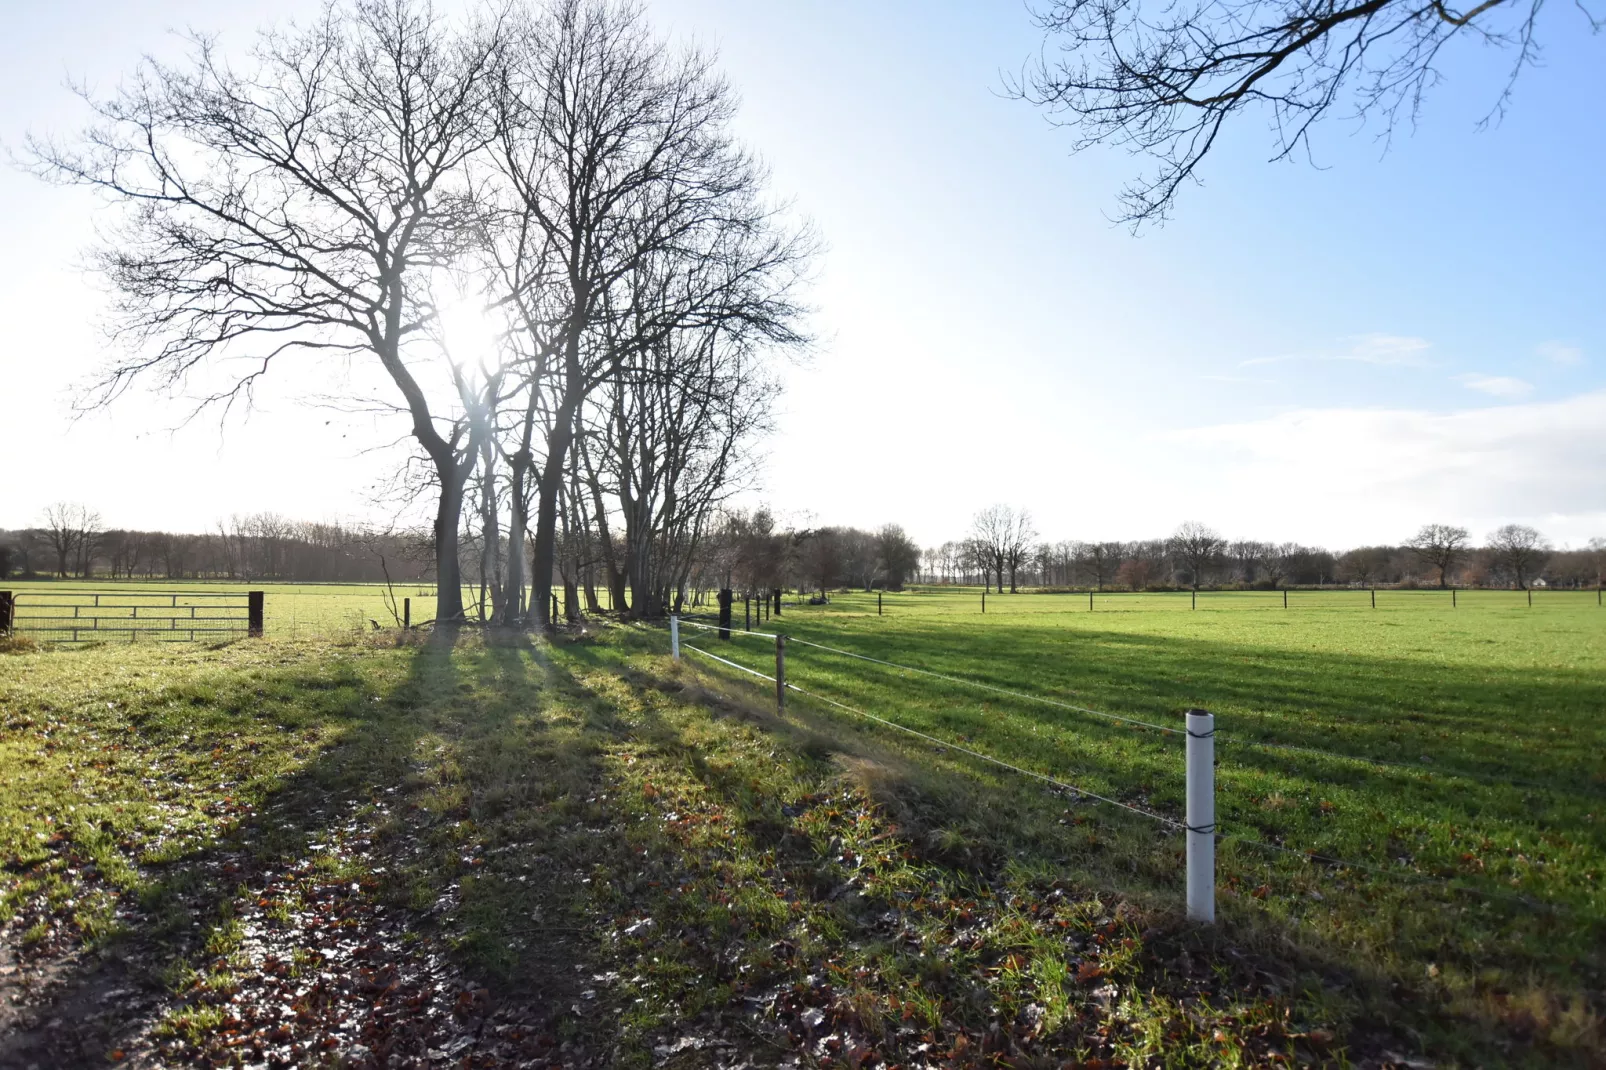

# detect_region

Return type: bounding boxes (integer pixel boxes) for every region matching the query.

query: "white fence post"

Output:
[775,633,786,712]
[670,615,681,660]
[1185,708,1216,923]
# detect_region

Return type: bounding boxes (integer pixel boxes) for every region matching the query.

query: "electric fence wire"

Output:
[674,617,1181,736]
[672,625,1579,917]
[675,640,1180,830]
[674,617,1588,800]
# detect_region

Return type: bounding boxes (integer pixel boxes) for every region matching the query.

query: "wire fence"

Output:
[664,615,1580,920]
[672,616,1593,801]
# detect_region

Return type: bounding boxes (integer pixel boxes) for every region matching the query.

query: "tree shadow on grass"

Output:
[0,632,618,1068]
[5,626,1599,1069]
[547,629,1604,1069]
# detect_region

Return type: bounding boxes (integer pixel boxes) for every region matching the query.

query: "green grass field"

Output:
[2,580,443,638]
[1,582,1602,1066]
[672,587,1606,1052]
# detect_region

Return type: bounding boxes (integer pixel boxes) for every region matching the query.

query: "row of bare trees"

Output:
[923,513,1605,592]
[615,510,922,608]
[29,0,810,627]
[1,507,431,583]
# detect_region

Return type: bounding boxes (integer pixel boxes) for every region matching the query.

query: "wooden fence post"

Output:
[878,591,883,616]
[745,596,752,631]
[0,591,12,635]
[404,597,411,630]
[248,591,265,638]
[981,590,986,614]
[1371,588,1376,610]
[718,588,733,640]
[1283,589,1287,609]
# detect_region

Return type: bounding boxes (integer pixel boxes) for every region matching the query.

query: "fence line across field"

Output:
[665,614,1572,923]
[673,616,1181,736]
[677,637,1193,829]
[671,617,1217,917]
[672,613,1585,798]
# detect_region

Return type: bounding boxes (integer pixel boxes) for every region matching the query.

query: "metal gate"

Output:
[0,590,263,642]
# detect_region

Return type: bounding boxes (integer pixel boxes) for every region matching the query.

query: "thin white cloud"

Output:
[1537,340,1585,366]
[1456,373,1533,398]
[1161,390,1606,541]
[1241,332,1433,368]
[1344,333,1433,365]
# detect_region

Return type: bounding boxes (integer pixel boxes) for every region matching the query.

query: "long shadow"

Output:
[745,620,1606,903]
[771,618,1606,786]
[552,628,1604,1067]
[0,633,614,1068]
[546,636,1586,1060]
[8,626,1597,1067]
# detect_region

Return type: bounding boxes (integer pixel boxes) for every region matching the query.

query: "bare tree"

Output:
[1257,542,1297,588]
[1169,521,1223,590]
[1408,523,1471,587]
[1073,540,1124,590]
[1225,540,1264,585]
[1016,0,1601,225]
[1487,524,1550,589]
[1337,545,1393,586]
[484,0,809,628]
[1004,512,1037,592]
[28,0,501,624]
[41,502,101,578]
[970,505,1035,593]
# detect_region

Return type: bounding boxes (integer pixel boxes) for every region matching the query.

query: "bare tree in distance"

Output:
[1004,511,1037,592]
[27,0,502,625]
[1408,523,1471,587]
[41,502,102,578]
[1487,524,1550,589]
[970,505,1036,593]
[1337,546,1394,586]
[1169,521,1223,590]
[1258,542,1301,589]
[1015,0,1602,226]
[1074,540,1124,591]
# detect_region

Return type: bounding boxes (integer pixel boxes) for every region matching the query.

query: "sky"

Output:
[2,1,1603,549]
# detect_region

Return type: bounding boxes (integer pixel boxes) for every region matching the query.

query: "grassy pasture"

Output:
[1,582,1602,1066]
[675,586,1606,1046]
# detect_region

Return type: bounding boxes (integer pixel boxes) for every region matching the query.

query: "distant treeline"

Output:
[928,511,1605,592]
[4,504,1600,598]
[0,508,431,584]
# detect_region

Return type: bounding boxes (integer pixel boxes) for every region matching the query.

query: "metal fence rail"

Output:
[1,590,263,642]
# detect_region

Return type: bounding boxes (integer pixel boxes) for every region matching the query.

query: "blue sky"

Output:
[2,0,1602,547]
